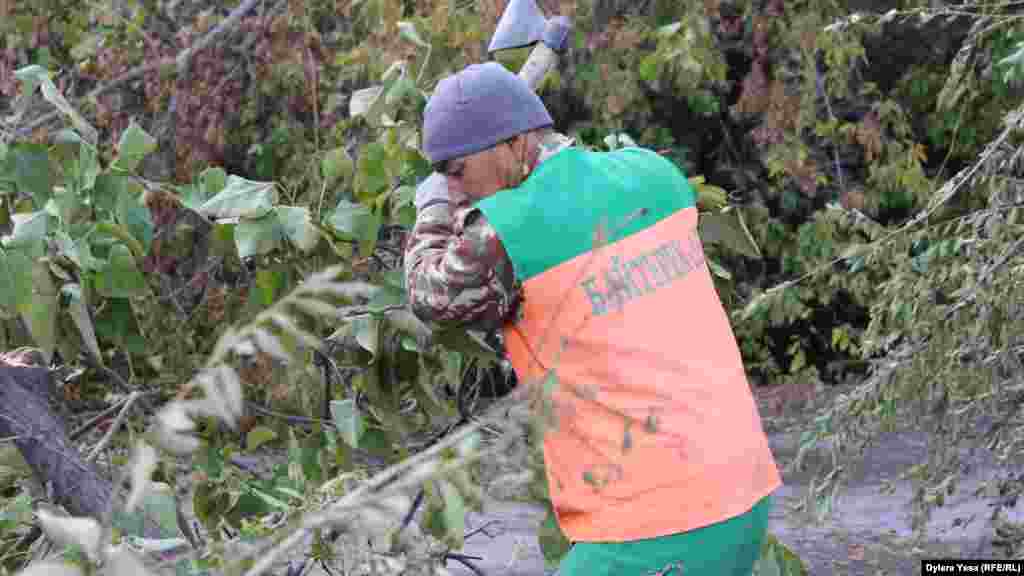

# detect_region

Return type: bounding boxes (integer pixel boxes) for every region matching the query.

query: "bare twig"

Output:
[444,552,486,576]
[945,234,1024,319]
[464,519,504,541]
[79,353,157,413]
[15,0,265,138]
[246,401,328,426]
[70,396,133,441]
[240,406,517,576]
[176,0,263,71]
[85,391,143,462]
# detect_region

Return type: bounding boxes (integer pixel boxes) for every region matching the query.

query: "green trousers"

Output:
[554,496,772,576]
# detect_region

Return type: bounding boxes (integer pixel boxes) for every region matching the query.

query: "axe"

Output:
[489,0,572,89]
[415,0,572,210]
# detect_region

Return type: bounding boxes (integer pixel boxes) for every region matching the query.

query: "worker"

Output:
[404,61,781,576]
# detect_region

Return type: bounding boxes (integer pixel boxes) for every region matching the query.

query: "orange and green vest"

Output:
[476,146,781,543]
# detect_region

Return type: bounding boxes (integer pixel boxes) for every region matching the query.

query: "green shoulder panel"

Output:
[476,146,695,282]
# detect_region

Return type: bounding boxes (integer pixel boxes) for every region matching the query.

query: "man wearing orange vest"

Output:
[404,62,781,576]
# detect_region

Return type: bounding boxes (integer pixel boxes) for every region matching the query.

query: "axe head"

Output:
[488,0,547,53]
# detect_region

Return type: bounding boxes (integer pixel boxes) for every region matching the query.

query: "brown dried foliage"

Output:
[852,111,884,164]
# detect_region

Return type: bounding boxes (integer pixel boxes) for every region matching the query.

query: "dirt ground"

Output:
[433,387,1024,576]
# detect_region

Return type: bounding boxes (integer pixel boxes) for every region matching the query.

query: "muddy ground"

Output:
[431,393,1024,576]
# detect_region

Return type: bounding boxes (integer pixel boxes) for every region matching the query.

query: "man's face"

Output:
[436,137,522,205]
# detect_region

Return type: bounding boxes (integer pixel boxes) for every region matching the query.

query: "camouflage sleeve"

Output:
[403,203,519,332]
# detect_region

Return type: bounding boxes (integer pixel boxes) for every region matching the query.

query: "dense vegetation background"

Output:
[0,0,1021,574]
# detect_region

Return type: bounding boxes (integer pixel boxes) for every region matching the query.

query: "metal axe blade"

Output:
[488,0,547,53]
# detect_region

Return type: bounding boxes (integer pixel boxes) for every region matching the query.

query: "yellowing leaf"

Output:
[246,426,278,451]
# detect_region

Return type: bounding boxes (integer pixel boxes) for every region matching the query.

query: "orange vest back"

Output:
[476,147,781,542]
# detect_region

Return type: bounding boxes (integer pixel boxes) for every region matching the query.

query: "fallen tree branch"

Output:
[176,0,263,75]
[0,366,162,537]
[79,353,156,413]
[85,391,144,462]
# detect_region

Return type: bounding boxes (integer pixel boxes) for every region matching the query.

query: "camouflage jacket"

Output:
[404,132,575,331]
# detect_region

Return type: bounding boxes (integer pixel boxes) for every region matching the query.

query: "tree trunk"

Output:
[0,365,162,537]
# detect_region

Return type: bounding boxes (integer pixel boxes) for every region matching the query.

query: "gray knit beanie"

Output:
[422,62,553,165]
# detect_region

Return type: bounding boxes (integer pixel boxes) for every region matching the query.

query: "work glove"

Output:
[414,172,451,211]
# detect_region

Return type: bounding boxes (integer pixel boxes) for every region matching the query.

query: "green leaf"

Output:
[200,167,228,198]
[394,204,416,228]
[420,496,447,543]
[5,144,54,207]
[657,21,683,36]
[0,249,32,313]
[639,54,661,83]
[432,329,500,363]
[3,211,48,250]
[235,212,284,259]
[444,351,462,391]
[359,206,383,258]
[113,482,181,539]
[177,167,226,212]
[15,65,98,146]
[390,185,414,210]
[112,121,157,173]
[246,426,279,451]
[247,486,291,511]
[699,208,762,259]
[254,269,287,307]
[753,533,808,576]
[275,206,320,253]
[356,143,393,198]
[63,284,102,363]
[386,75,419,106]
[439,480,466,549]
[92,293,142,354]
[349,85,384,119]
[20,260,59,364]
[321,147,355,188]
[708,258,733,280]
[94,244,149,298]
[359,428,393,460]
[353,316,380,357]
[117,184,154,252]
[538,504,572,569]
[92,173,128,215]
[330,399,365,449]
[73,139,100,194]
[197,176,277,220]
[397,21,431,48]
[328,198,373,240]
[366,285,404,312]
[54,231,99,271]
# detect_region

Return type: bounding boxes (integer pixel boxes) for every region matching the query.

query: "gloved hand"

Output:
[415,173,451,211]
